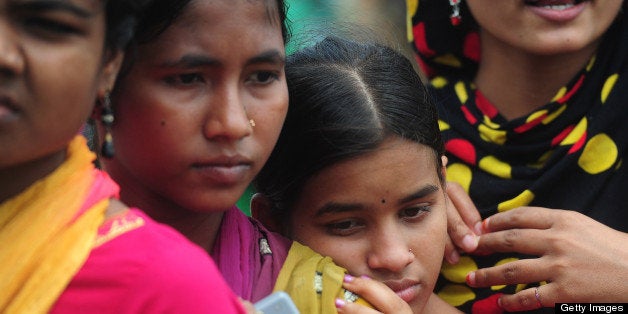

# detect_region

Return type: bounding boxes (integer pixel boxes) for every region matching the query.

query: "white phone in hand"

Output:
[254,291,299,314]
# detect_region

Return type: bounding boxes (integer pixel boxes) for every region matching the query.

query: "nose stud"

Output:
[249,119,256,127]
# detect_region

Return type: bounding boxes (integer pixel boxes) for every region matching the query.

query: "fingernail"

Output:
[462,234,478,251]
[448,250,460,264]
[360,275,371,280]
[482,218,491,232]
[474,221,483,235]
[335,298,346,308]
[344,274,354,283]
[466,271,476,286]
[497,296,503,309]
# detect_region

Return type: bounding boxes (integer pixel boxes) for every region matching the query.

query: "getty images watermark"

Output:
[557,303,626,313]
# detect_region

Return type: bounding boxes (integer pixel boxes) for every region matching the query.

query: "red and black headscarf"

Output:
[409,2,628,313]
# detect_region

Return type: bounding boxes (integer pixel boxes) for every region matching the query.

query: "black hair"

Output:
[104,0,151,53]
[254,36,444,228]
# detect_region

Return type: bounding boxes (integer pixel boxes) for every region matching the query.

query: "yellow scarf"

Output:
[274,242,372,313]
[0,136,107,313]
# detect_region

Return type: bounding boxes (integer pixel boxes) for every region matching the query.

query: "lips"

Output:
[383,279,421,303]
[192,156,252,185]
[524,0,586,7]
[0,95,19,122]
[524,0,589,22]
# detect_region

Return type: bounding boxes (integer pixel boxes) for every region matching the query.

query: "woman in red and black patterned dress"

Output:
[408,1,628,313]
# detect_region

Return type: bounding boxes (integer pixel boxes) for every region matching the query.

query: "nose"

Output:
[366,227,414,273]
[203,83,252,141]
[0,18,24,80]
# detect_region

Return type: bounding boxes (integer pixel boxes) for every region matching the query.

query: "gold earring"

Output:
[100,92,115,158]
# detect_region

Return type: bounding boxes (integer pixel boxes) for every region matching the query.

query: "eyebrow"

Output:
[16,0,93,18]
[159,50,285,69]
[246,50,285,67]
[314,203,363,218]
[314,184,441,218]
[397,184,440,205]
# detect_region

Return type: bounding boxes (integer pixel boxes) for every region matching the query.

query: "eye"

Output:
[399,206,431,220]
[324,219,363,236]
[247,71,279,85]
[164,73,205,86]
[24,17,81,36]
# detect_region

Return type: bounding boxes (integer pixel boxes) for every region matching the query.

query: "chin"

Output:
[408,291,431,314]
[184,192,243,213]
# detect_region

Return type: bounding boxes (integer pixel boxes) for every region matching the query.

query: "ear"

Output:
[251,193,283,234]
[440,155,448,185]
[97,50,125,102]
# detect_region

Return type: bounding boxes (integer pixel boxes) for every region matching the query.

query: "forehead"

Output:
[301,138,440,203]
[178,0,281,34]
[6,0,102,11]
[144,0,284,60]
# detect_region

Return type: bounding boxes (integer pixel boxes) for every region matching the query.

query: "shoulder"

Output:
[56,209,245,314]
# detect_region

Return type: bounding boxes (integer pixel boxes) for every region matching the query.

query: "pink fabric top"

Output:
[51,170,245,314]
[211,206,292,302]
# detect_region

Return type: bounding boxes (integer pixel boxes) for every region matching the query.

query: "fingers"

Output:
[484,207,555,232]
[340,275,412,314]
[498,285,553,312]
[466,257,548,288]
[238,298,259,314]
[476,228,548,256]
[444,237,460,265]
[447,182,483,233]
[445,183,481,253]
[336,300,382,314]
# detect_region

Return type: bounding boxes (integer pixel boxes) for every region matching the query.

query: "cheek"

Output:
[37,53,100,122]
[411,215,448,269]
[251,96,288,159]
[291,221,361,267]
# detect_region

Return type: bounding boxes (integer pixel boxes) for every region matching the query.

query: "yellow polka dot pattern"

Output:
[438,284,476,307]
[601,74,619,104]
[498,190,535,212]
[527,110,548,123]
[578,133,618,174]
[447,163,472,193]
[435,54,463,68]
[455,81,468,104]
[431,76,448,89]
[479,156,512,179]
[543,104,567,124]
[478,124,507,145]
[560,118,588,146]
[441,256,478,283]
[406,0,419,42]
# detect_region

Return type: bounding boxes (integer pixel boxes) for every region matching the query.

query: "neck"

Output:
[106,165,225,252]
[474,30,600,120]
[0,150,66,203]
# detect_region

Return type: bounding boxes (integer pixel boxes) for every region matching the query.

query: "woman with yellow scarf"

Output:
[0,0,245,313]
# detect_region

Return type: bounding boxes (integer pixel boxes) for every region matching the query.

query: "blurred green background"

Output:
[237,0,409,215]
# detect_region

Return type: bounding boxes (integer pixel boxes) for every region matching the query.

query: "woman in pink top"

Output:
[0,0,244,312]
